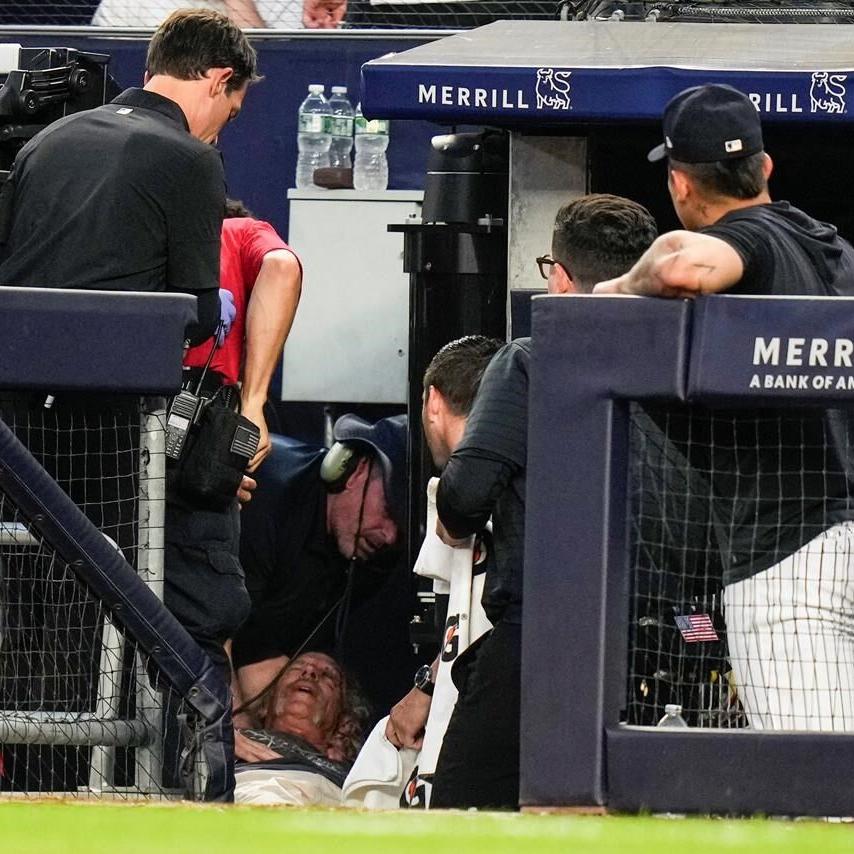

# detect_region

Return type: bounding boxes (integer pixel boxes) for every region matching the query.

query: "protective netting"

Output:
[4,0,854,28]
[626,401,854,733]
[0,395,193,799]
[0,0,559,29]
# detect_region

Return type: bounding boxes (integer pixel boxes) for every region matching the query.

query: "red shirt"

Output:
[184,218,299,386]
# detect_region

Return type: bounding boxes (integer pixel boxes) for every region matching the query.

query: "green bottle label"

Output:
[355,115,389,135]
[298,113,326,134]
[330,116,354,137]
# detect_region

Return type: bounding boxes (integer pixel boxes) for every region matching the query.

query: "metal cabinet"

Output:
[282,188,423,404]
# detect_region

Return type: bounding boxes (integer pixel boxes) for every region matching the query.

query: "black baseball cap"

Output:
[648,84,764,164]
[332,413,407,525]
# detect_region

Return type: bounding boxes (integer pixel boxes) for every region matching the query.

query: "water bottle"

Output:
[656,703,689,728]
[295,84,331,189]
[328,86,354,170]
[353,103,389,191]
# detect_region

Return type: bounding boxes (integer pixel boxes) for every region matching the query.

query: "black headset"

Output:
[319,441,363,492]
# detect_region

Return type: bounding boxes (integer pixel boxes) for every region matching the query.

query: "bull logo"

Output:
[810,72,846,114]
[536,68,572,110]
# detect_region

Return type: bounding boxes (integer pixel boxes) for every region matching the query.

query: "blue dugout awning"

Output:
[361,20,854,124]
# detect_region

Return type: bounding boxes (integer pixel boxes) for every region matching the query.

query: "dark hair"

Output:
[328,663,372,763]
[146,9,259,93]
[552,194,658,292]
[669,151,767,201]
[423,335,503,416]
[224,197,254,219]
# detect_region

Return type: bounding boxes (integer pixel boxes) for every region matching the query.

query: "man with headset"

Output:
[230,413,407,755]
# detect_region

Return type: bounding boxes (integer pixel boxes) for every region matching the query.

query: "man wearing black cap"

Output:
[596,84,854,733]
[230,414,406,753]
[596,83,854,299]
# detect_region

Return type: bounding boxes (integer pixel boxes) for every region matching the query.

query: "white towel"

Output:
[341,716,418,809]
[412,477,474,594]
[403,477,492,808]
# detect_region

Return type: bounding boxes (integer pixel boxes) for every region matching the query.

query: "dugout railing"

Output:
[522,293,854,816]
[0,288,232,800]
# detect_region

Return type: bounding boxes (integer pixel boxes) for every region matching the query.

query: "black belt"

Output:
[180,367,238,408]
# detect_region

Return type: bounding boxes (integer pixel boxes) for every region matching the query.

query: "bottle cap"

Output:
[308,84,325,94]
[331,86,348,95]
[664,703,683,715]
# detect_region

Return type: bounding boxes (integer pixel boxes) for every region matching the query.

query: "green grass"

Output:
[1,802,853,854]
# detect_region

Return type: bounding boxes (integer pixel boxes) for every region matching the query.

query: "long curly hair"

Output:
[326,663,372,764]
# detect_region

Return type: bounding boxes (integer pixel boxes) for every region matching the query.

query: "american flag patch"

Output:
[674,613,719,643]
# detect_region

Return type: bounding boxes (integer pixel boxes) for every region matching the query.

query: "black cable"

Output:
[334,456,374,652]
[232,455,375,719]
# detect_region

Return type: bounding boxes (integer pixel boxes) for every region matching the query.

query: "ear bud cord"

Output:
[232,455,374,719]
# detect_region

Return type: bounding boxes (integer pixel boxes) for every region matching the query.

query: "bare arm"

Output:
[241,250,302,471]
[303,0,347,28]
[224,0,266,26]
[593,230,744,298]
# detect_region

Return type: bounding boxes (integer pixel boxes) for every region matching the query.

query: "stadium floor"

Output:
[1,802,853,853]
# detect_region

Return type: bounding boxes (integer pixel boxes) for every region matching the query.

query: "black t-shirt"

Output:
[662,202,854,585]
[0,88,223,296]
[706,201,854,298]
[232,435,349,667]
[437,339,529,625]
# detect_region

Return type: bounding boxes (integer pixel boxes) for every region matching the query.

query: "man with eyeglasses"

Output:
[428,193,657,810]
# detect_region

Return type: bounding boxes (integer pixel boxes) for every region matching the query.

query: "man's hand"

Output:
[303,0,346,28]
[385,688,432,750]
[237,474,256,505]
[217,289,237,346]
[234,729,283,763]
[436,518,470,549]
[241,398,271,473]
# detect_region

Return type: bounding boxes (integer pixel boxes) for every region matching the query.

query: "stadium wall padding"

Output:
[523,293,854,814]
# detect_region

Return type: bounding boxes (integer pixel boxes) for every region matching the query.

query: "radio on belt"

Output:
[165,388,203,461]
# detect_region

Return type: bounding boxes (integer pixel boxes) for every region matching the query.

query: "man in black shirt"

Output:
[230,414,406,757]
[0,8,258,341]
[431,196,658,809]
[596,84,854,732]
[0,12,259,795]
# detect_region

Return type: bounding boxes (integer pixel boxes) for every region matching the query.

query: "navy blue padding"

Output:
[688,294,854,407]
[509,289,546,339]
[0,415,232,800]
[524,293,854,812]
[0,288,196,394]
[607,727,854,816]
[521,294,688,807]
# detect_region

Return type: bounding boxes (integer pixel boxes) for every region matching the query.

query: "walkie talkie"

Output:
[165,390,203,461]
[165,322,223,462]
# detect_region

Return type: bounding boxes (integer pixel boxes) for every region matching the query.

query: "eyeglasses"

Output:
[536,254,566,280]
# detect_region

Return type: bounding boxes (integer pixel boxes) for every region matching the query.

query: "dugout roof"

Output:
[361,20,854,124]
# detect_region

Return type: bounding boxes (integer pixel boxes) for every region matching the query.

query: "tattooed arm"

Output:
[593,230,744,298]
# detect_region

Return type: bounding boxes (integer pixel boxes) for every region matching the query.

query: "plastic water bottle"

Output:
[295,84,331,189]
[656,703,689,728]
[353,103,389,191]
[328,86,354,170]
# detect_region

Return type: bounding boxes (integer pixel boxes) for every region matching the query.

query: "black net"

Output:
[626,401,854,732]
[0,0,559,28]
[0,395,196,799]
[4,0,854,28]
